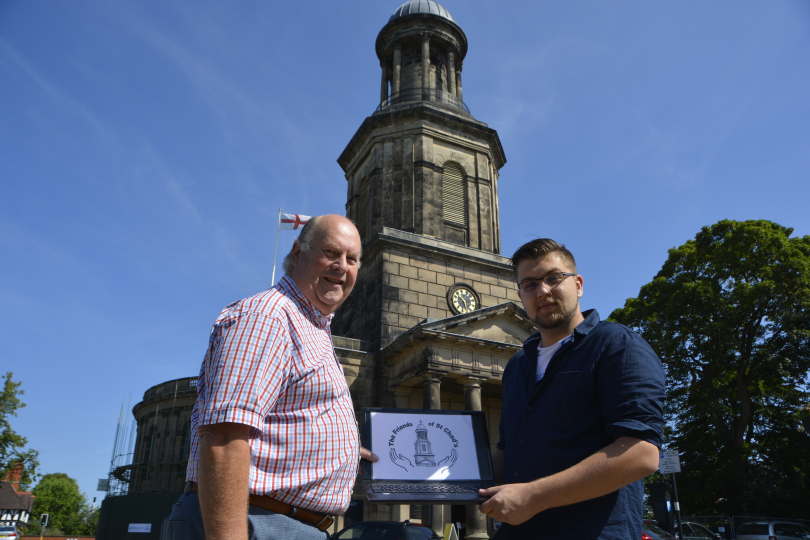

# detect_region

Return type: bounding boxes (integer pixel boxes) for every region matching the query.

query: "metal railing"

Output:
[376,88,470,114]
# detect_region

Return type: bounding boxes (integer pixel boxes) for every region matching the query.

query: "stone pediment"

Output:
[381,302,536,386]
[419,302,535,346]
[384,301,534,353]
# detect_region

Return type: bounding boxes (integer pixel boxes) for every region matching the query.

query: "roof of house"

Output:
[0,482,34,513]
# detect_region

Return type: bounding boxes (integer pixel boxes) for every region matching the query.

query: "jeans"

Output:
[165,490,330,540]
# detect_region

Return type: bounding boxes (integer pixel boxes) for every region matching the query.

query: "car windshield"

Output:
[0,527,16,531]
[643,522,677,539]
[334,523,397,539]
[686,523,717,538]
[334,522,437,540]
[773,522,810,538]
[738,523,769,535]
[404,526,437,540]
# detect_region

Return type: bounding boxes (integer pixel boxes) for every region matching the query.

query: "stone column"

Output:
[421,35,430,98]
[422,372,443,533]
[456,65,463,101]
[462,376,485,411]
[393,43,402,98]
[422,372,442,409]
[380,60,389,107]
[447,49,456,98]
[462,377,489,539]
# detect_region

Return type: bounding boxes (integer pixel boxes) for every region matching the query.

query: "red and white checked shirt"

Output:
[186,275,359,514]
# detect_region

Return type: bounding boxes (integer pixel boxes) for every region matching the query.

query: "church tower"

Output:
[341,1,504,252]
[332,1,536,537]
[335,1,520,348]
[414,421,437,466]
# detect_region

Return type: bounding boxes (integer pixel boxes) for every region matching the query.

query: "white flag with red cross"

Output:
[279,213,310,230]
[271,210,312,284]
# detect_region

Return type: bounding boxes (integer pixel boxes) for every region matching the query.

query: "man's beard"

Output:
[535,301,577,330]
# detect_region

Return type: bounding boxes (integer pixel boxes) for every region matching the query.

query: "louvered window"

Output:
[356,177,368,239]
[442,162,467,226]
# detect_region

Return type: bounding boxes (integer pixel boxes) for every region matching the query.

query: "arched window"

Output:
[442,162,467,227]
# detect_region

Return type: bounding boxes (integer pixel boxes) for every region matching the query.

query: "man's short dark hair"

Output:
[509,238,577,280]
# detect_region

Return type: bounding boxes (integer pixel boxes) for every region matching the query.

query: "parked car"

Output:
[643,520,723,540]
[332,520,440,540]
[681,521,722,540]
[0,526,20,539]
[737,521,810,540]
[643,520,677,540]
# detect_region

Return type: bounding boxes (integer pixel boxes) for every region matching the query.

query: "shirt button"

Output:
[528,406,533,411]
[520,438,525,443]
[514,473,519,477]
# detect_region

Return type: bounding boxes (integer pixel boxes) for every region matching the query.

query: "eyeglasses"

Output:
[518,272,576,293]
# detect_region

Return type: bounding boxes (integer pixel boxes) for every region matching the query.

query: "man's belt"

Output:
[187,482,334,532]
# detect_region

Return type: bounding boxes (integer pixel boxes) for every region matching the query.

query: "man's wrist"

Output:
[525,477,549,515]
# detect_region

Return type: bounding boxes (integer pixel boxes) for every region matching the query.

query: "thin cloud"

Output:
[117,7,270,136]
[0,37,116,143]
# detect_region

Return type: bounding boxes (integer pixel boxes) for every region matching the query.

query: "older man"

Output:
[166,215,375,540]
[479,238,665,540]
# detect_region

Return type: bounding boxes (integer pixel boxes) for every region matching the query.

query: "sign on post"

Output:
[128,524,152,533]
[659,449,681,474]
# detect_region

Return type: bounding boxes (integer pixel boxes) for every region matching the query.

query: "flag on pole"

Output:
[279,213,311,230]
[272,211,312,284]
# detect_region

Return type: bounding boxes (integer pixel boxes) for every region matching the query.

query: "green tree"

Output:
[610,219,810,517]
[30,473,90,535]
[84,506,101,536]
[0,372,39,488]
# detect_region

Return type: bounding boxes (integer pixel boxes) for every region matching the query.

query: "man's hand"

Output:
[478,437,659,526]
[478,483,541,525]
[360,446,378,462]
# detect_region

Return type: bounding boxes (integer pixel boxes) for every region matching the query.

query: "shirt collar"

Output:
[523,309,601,356]
[572,309,600,339]
[277,274,335,327]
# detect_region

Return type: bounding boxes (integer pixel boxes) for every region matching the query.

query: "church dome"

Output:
[389,0,455,23]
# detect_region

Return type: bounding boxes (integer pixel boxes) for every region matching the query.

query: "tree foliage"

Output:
[610,220,810,517]
[29,473,93,535]
[0,372,39,488]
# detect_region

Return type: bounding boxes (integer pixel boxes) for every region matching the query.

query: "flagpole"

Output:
[271,209,281,285]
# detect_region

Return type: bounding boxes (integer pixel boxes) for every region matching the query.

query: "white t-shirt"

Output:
[536,334,573,381]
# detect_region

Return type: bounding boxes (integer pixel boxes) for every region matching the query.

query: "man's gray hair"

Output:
[281,215,324,275]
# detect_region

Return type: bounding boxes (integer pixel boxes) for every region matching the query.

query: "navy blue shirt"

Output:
[497,310,665,540]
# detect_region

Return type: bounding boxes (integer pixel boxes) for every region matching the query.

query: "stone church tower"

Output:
[331,2,536,538]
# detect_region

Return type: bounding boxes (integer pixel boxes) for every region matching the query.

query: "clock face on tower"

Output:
[447,284,479,315]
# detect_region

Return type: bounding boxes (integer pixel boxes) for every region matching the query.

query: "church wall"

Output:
[377,245,520,347]
[400,48,420,91]
[128,378,197,494]
[402,136,415,231]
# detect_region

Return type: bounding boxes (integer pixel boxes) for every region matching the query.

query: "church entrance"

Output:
[450,504,468,539]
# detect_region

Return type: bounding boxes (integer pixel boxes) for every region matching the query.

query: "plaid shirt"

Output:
[186,275,359,514]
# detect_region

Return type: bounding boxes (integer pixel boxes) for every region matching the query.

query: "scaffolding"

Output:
[105,377,197,497]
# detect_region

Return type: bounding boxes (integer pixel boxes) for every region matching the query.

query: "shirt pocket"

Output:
[552,370,595,422]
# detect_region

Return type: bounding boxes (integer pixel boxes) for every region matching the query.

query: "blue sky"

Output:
[2,0,808,502]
